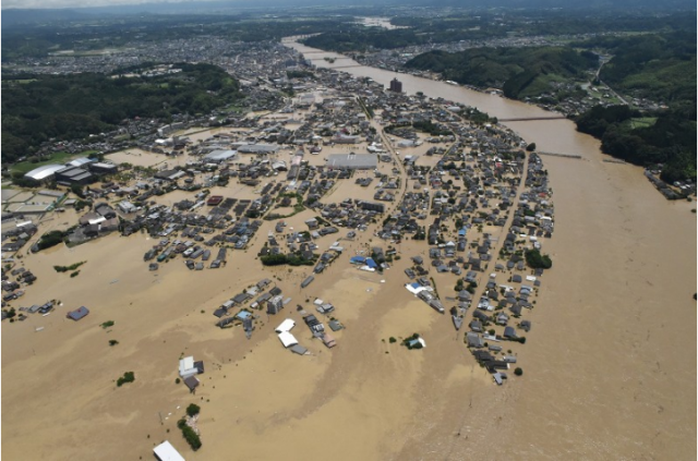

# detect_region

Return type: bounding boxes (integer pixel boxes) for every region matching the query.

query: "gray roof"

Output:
[290,344,308,355]
[67,157,94,167]
[24,164,65,181]
[326,154,377,170]
[237,144,279,154]
[204,150,237,162]
[183,376,199,390]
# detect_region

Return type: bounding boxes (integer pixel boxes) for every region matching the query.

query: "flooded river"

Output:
[285,39,697,460]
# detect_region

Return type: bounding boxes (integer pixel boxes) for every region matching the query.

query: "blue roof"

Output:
[236,310,252,320]
[350,256,366,264]
[365,258,378,268]
[67,306,89,320]
[458,228,467,236]
[410,282,420,289]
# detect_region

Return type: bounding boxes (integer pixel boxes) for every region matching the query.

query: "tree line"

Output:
[2,63,241,165]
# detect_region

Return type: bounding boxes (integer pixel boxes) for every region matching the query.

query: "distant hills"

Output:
[2,0,696,26]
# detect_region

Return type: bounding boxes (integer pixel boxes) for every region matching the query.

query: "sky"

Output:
[3,0,167,8]
[1,0,231,10]
[2,0,694,12]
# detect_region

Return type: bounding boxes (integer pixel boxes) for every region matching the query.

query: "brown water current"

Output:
[286,39,697,460]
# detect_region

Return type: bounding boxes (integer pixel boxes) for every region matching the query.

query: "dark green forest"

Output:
[1,63,241,164]
[404,47,599,98]
[575,105,696,183]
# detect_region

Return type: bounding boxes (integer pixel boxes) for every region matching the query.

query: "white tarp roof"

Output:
[153,440,186,461]
[275,319,295,333]
[278,331,298,348]
[405,283,430,295]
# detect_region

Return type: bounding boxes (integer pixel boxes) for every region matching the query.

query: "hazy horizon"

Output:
[2,0,695,12]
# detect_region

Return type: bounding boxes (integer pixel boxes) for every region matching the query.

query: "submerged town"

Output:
[2,7,695,459]
[2,37,555,447]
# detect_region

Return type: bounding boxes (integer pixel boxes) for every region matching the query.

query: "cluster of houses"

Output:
[213,278,285,337]
[66,203,121,244]
[3,299,55,322]
[274,299,341,354]
[1,265,38,310]
[457,153,554,385]
[1,220,38,253]
[310,198,385,231]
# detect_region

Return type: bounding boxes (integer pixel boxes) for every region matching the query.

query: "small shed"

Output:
[183,375,200,392]
[322,332,337,348]
[290,344,309,355]
[66,306,89,321]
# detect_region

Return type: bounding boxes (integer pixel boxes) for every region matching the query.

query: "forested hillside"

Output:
[575,105,696,183]
[404,47,598,98]
[1,63,241,164]
[577,32,696,109]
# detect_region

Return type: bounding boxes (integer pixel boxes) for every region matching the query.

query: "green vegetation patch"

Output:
[186,404,201,417]
[54,261,86,273]
[116,371,135,387]
[260,253,316,267]
[10,151,82,175]
[177,418,202,451]
[627,117,657,130]
[524,248,553,269]
[35,230,66,252]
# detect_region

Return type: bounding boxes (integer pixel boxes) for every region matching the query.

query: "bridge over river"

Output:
[497,115,567,122]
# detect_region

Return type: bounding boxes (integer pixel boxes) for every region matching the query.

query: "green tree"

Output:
[186,404,201,417]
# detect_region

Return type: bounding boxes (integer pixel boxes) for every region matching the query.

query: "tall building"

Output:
[389,77,403,93]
